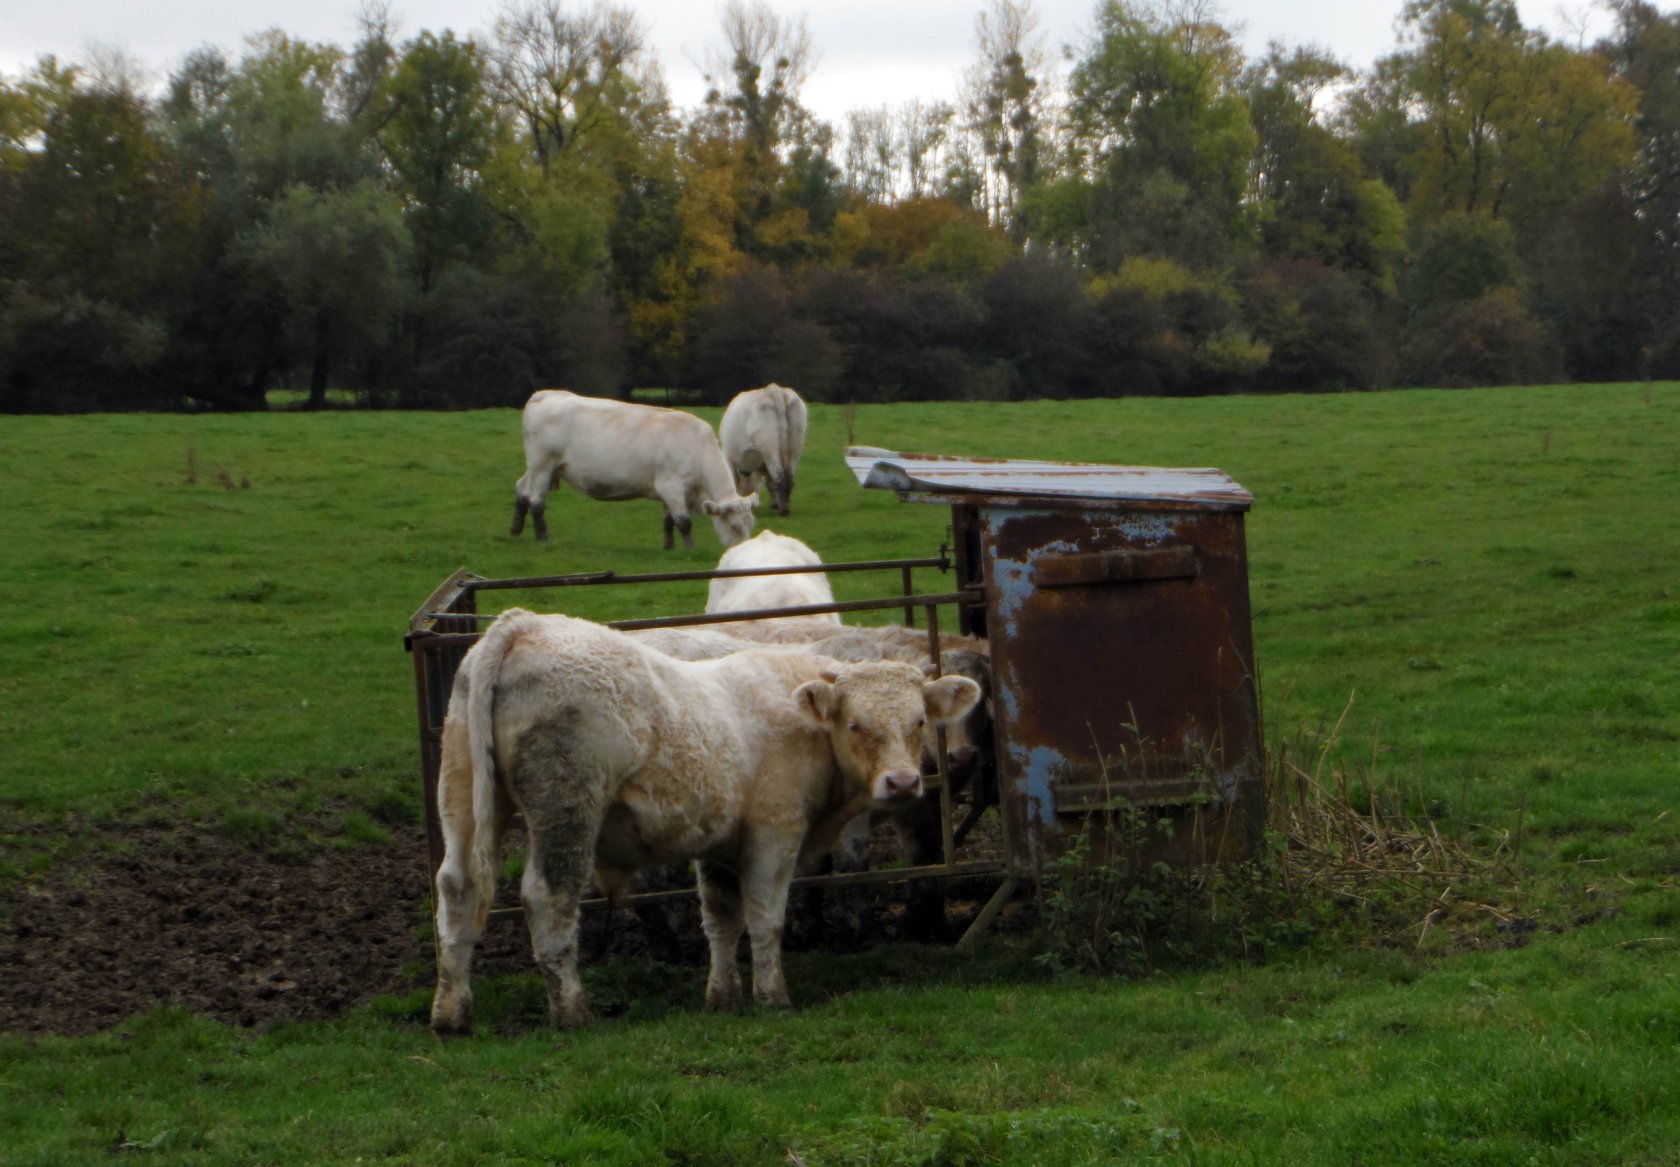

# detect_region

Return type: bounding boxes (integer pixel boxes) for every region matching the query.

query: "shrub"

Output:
[1399,289,1562,388]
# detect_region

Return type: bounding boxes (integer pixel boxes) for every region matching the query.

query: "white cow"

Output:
[719,383,808,517]
[632,616,997,944]
[510,389,758,550]
[429,609,980,1033]
[759,624,995,943]
[704,529,842,634]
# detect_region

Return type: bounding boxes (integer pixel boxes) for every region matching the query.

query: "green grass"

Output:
[3,930,1678,1164]
[1,384,1678,1163]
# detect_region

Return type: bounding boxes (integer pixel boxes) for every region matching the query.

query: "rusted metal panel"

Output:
[981,504,1262,867]
[850,449,1264,870]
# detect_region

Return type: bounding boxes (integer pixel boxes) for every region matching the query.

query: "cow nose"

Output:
[947,744,977,770]
[881,770,922,799]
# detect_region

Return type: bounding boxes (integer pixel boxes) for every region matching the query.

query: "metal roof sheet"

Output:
[845,447,1253,509]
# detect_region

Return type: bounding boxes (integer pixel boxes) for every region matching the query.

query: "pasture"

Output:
[0,385,1677,1164]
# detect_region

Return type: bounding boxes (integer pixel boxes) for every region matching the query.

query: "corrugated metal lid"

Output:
[845,447,1253,509]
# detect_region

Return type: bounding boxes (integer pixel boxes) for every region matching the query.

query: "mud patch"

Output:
[0,827,447,1036]
[0,824,1014,1037]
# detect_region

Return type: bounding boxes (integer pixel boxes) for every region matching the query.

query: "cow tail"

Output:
[465,607,532,890]
[775,387,797,497]
[776,388,791,480]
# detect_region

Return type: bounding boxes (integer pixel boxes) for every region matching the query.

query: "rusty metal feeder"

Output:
[845,447,1265,885]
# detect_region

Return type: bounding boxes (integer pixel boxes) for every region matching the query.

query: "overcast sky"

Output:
[2,0,1616,124]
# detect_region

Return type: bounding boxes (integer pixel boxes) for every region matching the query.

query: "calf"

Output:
[429,609,980,1033]
[640,618,997,944]
[803,627,996,942]
[510,389,758,550]
[704,529,842,632]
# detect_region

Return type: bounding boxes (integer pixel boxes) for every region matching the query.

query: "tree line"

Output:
[4,0,1680,412]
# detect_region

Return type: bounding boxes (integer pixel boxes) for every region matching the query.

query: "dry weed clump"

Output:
[1266,700,1521,951]
[1033,700,1521,976]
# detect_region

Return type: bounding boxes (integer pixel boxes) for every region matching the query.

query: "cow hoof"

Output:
[704,991,743,1014]
[550,1003,593,1029]
[430,1003,474,1037]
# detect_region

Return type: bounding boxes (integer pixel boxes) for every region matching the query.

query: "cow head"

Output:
[928,649,994,793]
[703,493,758,547]
[794,660,982,804]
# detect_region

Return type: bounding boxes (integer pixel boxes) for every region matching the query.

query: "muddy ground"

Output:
[0,824,1010,1037]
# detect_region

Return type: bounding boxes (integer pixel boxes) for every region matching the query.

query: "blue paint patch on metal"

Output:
[1007,743,1067,826]
[995,674,1020,722]
[990,557,1033,637]
[1110,513,1180,545]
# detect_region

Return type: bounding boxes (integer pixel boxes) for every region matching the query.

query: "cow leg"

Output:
[654,477,695,549]
[817,814,877,950]
[431,852,490,1036]
[513,463,557,541]
[431,718,506,1036]
[696,861,746,1011]
[520,818,598,1027]
[510,724,608,1028]
[740,847,797,1009]
[896,792,954,943]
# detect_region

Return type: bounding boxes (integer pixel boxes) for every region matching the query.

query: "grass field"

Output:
[1,384,1677,1164]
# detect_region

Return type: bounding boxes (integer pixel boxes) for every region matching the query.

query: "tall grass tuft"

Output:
[1033,699,1511,977]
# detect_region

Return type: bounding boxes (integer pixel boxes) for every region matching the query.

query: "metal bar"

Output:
[483,859,1010,921]
[405,567,483,646]
[927,602,957,873]
[464,557,952,594]
[608,592,974,631]
[901,565,915,627]
[404,632,483,650]
[414,589,982,630]
[413,637,444,880]
[957,877,1020,948]
[952,797,991,848]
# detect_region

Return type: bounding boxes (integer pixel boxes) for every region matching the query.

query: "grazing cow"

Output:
[510,389,758,550]
[428,609,980,1033]
[705,529,843,633]
[719,383,808,517]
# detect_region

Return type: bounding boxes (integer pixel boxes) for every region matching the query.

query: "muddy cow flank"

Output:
[429,609,980,1034]
[510,389,757,550]
[719,383,808,517]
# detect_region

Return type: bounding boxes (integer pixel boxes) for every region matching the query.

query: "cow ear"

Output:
[793,679,839,728]
[923,675,982,725]
[745,494,759,511]
[701,499,720,516]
